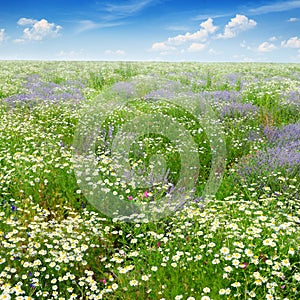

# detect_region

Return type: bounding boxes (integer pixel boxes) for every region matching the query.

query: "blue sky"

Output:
[0,0,300,62]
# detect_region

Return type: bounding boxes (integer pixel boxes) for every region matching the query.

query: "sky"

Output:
[0,0,300,62]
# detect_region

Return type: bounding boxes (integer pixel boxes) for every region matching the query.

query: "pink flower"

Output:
[127,196,133,200]
[100,278,107,284]
[241,262,248,269]
[143,191,149,198]
[157,242,161,248]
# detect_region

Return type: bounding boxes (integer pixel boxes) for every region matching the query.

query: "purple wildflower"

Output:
[3,74,85,108]
[221,102,258,118]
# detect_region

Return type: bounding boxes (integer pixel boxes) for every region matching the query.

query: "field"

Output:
[0,61,299,300]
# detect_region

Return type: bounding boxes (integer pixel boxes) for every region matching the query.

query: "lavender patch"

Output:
[3,74,85,108]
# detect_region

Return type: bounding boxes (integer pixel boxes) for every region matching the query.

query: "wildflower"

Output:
[219,289,226,295]
[220,247,230,255]
[232,259,240,266]
[231,282,241,288]
[224,266,233,272]
[141,275,149,281]
[245,249,253,257]
[225,288,231,295]
[281,259,290,267]
[293,273,300,281]
[129,279,139,286]
[212,258,220,264]
[249,291,256,297]
[240,262,248,269]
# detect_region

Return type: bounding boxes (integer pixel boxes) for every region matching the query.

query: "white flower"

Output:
[219,289,226,295]
[231,281,241,287]
[220,247,230,255]
[141,275,149,281]
[293,273,300,281]
[129,279,139,286]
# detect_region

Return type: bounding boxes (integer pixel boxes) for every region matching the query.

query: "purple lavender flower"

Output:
[202,90,241,106]
[221,102,258,117]
[110,81,136,98]
[3,74,85,108]
[282,90,300,108]
[144,89,175,100]
[239,122,300,178]
[264,121,300,147]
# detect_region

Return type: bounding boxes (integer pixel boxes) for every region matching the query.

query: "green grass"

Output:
[0,61,299,300]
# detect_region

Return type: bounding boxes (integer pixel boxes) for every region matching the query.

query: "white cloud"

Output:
[159,51,173,56]
[151,42,176,51]
[165,25,190,31]
[193,13,231,21]
[269,36,277,42]
[166,18,217,45]
[240,40,252,50]
[76,20,124,34]
[187,43,207,52]
[151,18,217,52]
[104,49,125,55]
[249,1,300,15]
[77,20,100,33]
[240,40,247,48]
[287,17,299,22]
[0,29,6,43]
[17,18,37,26]
[217,14,257,39]
[281,36,300,48]
[13,38,26,44]
[105,0,156,15]
[208,48,222,55]
[257,41,276,52]
[17,18,62,41]
[116,50,125,55]
[57,49,85,60]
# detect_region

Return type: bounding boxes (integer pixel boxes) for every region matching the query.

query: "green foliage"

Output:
[0,61,299,299]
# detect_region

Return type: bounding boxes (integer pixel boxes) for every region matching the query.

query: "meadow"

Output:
[0,61,299,299]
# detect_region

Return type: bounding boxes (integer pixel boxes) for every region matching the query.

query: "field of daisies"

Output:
[0,61,299,300]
